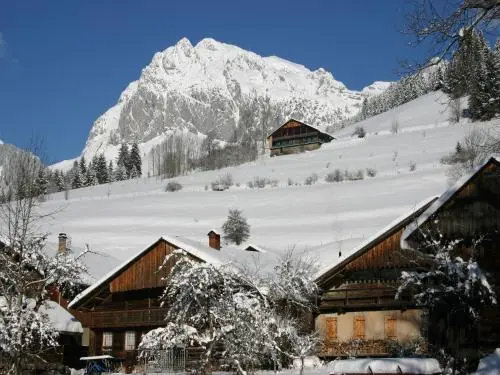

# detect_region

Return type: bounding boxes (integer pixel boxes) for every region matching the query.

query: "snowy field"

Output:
[40,91,499,274]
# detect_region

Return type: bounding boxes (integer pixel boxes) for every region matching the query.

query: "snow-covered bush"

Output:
[366,167,377,177]
[304,173,318,185]
[0,146,89,374]
[222,209,250,245]
[409,161,417,172]
[353,126,366,138]
[140,249,319,375]
[325,169,343,183]
[211,173,234,191]
[247,176,278,189]
[165,181,183,192]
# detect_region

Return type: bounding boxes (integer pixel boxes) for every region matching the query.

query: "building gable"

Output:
[315,197,437,291]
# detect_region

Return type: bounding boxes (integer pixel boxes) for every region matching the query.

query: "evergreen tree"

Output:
[129,165,139,179]
[129,143,142,177]
[114,164,127,181]
[222,209,250,245]
[71,160,83,189]
[79,156,87,176]
[94,154,108,184]
[34,168,48,198]
[85,163,98,186]
[117,143,130,177]
[55,170,65,192]
[107,160,115,182]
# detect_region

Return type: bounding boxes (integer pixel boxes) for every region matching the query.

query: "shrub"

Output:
[353,126,366,138]
[287,178,294,186]
[165,181,182,192]
[354,169,364,180]
[248,176,278,189]
[211,173,234,191]
[409,161,417,172]
[366,168,377,177]
[304,173,318,185]
[325,169,343,183]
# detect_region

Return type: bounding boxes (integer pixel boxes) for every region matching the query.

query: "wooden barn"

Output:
[314,197,437,358]
[267,119,334,157]
[68,233,263,372]
[400,154,500,363]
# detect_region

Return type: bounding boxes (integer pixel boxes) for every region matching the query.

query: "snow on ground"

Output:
[38,91,499,273]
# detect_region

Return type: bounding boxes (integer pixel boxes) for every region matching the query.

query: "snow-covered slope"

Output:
[73,37,389,166]
[361,81,392,96]
[38,91,498,272]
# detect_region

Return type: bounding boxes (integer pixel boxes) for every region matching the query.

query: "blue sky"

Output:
[0,0,424,163]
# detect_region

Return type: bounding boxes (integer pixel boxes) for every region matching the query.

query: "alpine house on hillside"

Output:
[68,232,269,371]
[400,154,500,363]
[267,119,334,157]
[314,196,437,358]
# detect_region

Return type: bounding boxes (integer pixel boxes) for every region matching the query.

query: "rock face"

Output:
[81,37,387,160]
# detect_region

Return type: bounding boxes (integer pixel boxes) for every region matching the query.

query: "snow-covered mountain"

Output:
[361,81,393,97]
[78,37,388,163]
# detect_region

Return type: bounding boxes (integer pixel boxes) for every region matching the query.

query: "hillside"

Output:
[38,91,499,269]
[52,38,390,171]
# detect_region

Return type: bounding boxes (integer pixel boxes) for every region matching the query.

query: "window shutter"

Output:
[385,313,397,339]
[353,315,366,339]
[326,317,337,339]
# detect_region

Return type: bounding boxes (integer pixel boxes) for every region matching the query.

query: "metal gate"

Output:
[144,347,186,373]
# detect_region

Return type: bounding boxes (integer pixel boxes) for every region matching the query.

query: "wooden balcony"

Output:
[320,288,412,311]
[318,339,427,358]
[88,308,168,328]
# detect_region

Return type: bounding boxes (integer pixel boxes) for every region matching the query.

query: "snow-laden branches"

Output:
[397,230,496,320]
[0,143,88,375]
[140,249,319,374]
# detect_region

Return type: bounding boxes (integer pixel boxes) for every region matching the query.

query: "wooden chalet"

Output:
[314,197,438,358]
[68,232,263,372]
[400,155,500,362]
[267,119,334,157]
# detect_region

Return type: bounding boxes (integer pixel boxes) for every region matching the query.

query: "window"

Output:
[385,313,397,339]
[125,331,136,351]
[102,332,113,349]
[353,315,366,339]
[326,317,337,340]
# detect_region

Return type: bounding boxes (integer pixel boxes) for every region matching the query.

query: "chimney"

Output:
[58,233,67,254]
[207,230,220,250]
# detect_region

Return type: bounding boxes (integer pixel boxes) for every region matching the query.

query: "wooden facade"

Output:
[267,119,333,157]
[69,237,210,372]
[402,156,500,362]
[315,198,437,358]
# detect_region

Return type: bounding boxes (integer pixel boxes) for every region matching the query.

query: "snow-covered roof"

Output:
[473,348,500,375]
[0,297,82,334]
[69,235,274,309]
[401,154,500,249]
[314,195,438,285]
[266,118,326,139]
[329,358,441,374]
[44,239,121,285]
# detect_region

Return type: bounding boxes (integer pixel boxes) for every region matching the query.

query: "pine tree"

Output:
[114,164,127,181]
[55,170,65,192]
[85,163,97,186]
[117,143,130,177]
[129,143,142,177]
[79,156,87,176]
[34,168,48,198]
[71,160,83,189]
[222,209,250,245]
[107,160,115,182]
[129,165,139,179]
[94,154,108,184]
